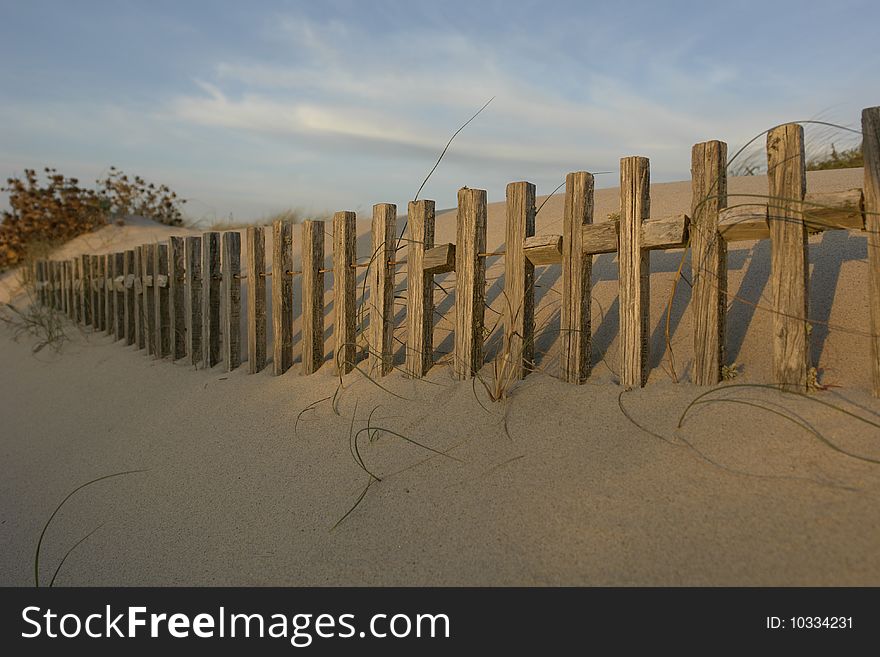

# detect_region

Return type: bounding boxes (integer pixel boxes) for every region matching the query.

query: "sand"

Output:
[1,167,879,586]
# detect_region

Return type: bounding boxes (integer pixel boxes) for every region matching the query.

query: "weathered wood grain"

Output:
[504,182,536,380]
[143,246,156,354]
[114,252,125,339]
[767,124,809,391]
[718,204,769,241]
[222,231,242,371]
[423,242,455,274]
[862,106,880,397]
[406,200,436,377]
[524,234,562,265]
[123,250,135,345]
[272,220,294,375]
[105,254,114,334]
[301,220,324,375]
[561,172,593,384]
[90,255,101,329]
[202,232,221,368]
[155,243,171,357]
[134,247,145,349]
[619,156,651,388]
[454,188,487,379]
[101,255,111,332]
[72,258,82,323]
[333,211,357,375]
[246,226,267,374]
[168,236,187,359]
[80,254,91,325]
[185,236,202,365]
[369,203,396,377]
[690,140,728,385]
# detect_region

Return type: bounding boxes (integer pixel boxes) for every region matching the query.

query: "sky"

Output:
[0,0,877,223]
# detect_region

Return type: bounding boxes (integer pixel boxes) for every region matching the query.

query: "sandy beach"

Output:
[2,167,879,586]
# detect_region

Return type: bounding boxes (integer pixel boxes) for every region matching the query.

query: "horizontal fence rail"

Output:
[28,106,880,397]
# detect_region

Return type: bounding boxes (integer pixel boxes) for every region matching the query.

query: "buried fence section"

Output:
[222,231,242,371]
[503,183,536,381]
[561,173,592,384]
[246,226,267,374]
[370,203,396,377]
[202,232,221,368]
[123,250,135,345]
[454,187,488,380]
[863,106,880,397]
[185,236,203,366]
[690,140,728,386]
[155,243,171,358]
[406,200,437,378]
[301,220,324,375]
[272,220,294,375]
[333,211,357,375]
[168,237,187,360]
[767,124,810,392]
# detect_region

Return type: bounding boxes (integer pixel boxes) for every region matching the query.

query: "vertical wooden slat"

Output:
[333,211,357,375]
[61,260,69,314]
[81,254,92,326]
[123,250,135,345]
[168,237,187,360]
[202,232,221,368]
[504,183,536,380]
[105,254,114,334]
[114,252,124,339]
[154,243,170,357]
[301,220,325,375]
[862,106,880,397]
[91,255,101,330]
[143,245,156,354]
[67,260,75,319]
[185,236,203,366]
[561,172,594,384]
[619,156,651,388]
[272,220,294,375]
[369,203,396,376]
[97,255,107,331]
[767,124,809,391]
[691,140,728,385]
[406,200,436,378]
[73,258,82,323]
[222,231,242,371]
[246,226,267,374]
[34,261,43,306]
[454,188,487,380]
[133,247,145,350]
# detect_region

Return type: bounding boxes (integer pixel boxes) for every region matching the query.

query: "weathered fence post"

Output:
[222,231,242,371]
[184,236,202,366]
[333,211,357,375]
[246,226,267,374]
[454,187,487,380]
[301,220,324,375]
[123,250,135,345]
[81,254,92,326]
[370,203,396,376]
[155,243,171,357]
[503,183,536,380]
[143,245,156,354]
[168,237,186,359]
[272,220,294,375]
[61,261,69,315]
[105,254,114,335]
[90,255,101,329]
[691,140,728,385]
[619,157,651,388]
[98,255,109,332]
[406,200,436,378]
[133,247,145,350]
[561,173,593,384]
[767,124,809,391]
[862,106,880,398]
[73,258,82,323]
[114,252,124,339]
[202,232,221,368]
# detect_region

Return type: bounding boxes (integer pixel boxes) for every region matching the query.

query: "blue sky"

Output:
[1,0,876,222]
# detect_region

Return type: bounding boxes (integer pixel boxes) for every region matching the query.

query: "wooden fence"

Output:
[30,107,880,397]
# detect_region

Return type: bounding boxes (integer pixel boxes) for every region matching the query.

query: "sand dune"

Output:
[2,167,878,586]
